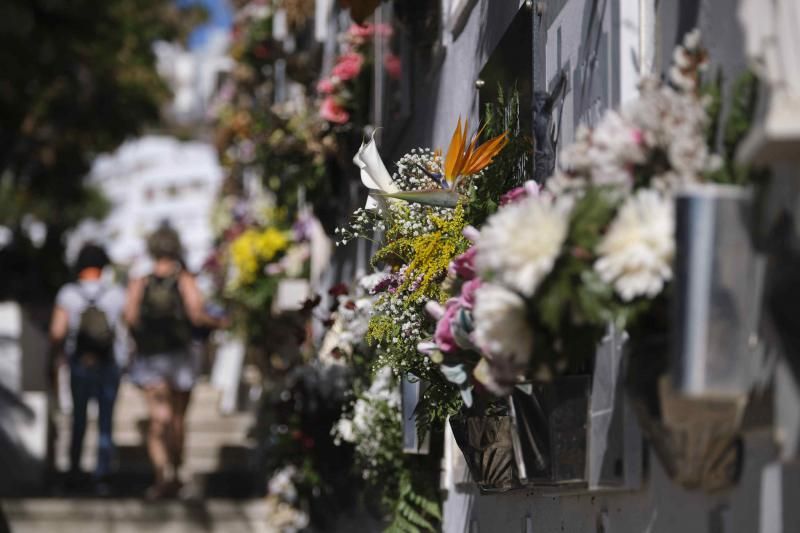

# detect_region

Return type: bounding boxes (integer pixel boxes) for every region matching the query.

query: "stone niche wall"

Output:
[436,1,785,532]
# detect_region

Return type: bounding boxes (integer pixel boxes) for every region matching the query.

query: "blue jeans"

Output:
[69,359,119,478]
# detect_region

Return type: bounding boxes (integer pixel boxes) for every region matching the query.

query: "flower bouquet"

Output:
[421,30,765,491]
[317,23,399,128]
[334,89,538,493]
[206,186,318,363]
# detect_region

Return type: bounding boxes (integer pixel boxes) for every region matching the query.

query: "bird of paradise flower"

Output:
[354,118,509,208]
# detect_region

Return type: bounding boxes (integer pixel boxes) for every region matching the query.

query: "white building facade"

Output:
[78,136,223,273]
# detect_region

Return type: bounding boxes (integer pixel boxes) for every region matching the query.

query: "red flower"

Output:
[253,43,270,59]
[316,78,336,95]
[331,52,364,81]
[328,283,349,296]
[375,23,393,38]
[320,96,350,124]
[383,53,401,80]
[348,23,375,38]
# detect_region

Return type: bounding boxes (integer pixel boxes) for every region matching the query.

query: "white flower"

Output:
[268,465,299,503]
[594,189,675,301]
[475,195,571,296]
[334,418,355,443]
[473,283,533,395]
[353,132,399,209]
[586,111,647,186]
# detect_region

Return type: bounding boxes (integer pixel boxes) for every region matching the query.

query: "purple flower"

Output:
[434,299,460,354]
[458,278,482,309]
[499,180,541,206]
[449,246,476,280]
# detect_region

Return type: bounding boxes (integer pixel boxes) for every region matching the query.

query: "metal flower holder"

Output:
[401,374,430,454]
[671,184,765,398]
[628,184,763,491]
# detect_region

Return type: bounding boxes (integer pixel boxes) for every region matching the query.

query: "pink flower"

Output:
[434,299,460,354]
[320,96,350,124]
[458,278,482,310]
[375,23,393,38]
[348,23,375,38]
[316,78,336,95]
[383,53,402,80]
[499,180,541,205]
[463,225,479,243]
[331,53,364,81]
[449,246,476,280]
[631,127,645,146]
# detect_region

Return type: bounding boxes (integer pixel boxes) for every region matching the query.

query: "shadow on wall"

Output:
[0,382,38,496]
[391,0,524,159]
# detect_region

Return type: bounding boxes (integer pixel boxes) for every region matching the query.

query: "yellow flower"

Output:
[229,227,290,286]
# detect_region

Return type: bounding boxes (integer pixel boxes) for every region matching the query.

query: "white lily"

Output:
[352,132,399,209]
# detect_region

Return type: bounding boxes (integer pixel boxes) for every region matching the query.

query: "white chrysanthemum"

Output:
[586,111,647,186]
[473,284,533,394]
[594,189,675,301]
[476,195,571,296]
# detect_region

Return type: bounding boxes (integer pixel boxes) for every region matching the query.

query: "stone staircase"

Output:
[53,378,257,496]
[1,378,267,532]
[1,498,271,533]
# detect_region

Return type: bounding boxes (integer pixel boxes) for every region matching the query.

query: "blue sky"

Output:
[177,0,233,49]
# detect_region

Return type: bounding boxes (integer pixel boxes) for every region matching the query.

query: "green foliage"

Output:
[384,471,442,533]
[414,378,463,436]
[704,69,767,185]
[468,86,534,226]
[0,0,201,302]
[531,188,653,371]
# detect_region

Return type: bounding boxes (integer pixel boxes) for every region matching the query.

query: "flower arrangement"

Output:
[332,366,402,481]
[335,116,513,422]
[317,23,398,127]
[263,466,310,533]
[328,90,531,430]
[318,274,380,372]
[422,30,763,399]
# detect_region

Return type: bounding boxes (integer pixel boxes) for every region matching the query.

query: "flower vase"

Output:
[623,184,762,491]
[449,378,590,493]
[401,374,429,454]
[671,184,765,398]
[627,334,744,491]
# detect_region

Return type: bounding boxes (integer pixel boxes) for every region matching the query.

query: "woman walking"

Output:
[124,225,226,499]
[50,244,126,493]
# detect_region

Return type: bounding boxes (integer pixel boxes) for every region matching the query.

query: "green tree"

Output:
[0,0,206,302]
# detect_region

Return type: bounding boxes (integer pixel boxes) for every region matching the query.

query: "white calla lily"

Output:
[353,132,400,209]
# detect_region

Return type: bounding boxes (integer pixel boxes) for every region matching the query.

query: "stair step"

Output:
[55,414,252,435]
[54,377,256,477]
[2,499,271,533]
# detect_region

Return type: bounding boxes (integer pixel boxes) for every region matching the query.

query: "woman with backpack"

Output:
[124,224,227,499]
[50,244,126,493]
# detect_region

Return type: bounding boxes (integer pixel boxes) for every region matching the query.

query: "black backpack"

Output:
[74,287,115,362]
[134,274,192,355]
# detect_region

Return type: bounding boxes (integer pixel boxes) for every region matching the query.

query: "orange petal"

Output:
[462,132,509,175]
[444,117,463,181]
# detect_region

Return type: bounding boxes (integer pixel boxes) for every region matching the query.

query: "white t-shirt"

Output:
[55,280,128,366]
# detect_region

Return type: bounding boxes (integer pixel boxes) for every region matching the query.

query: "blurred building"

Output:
[154,29,233,125]
[68,28,233,274]
[72,136,223,273]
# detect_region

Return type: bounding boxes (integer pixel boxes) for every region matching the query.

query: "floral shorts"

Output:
[129,351,197,391]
